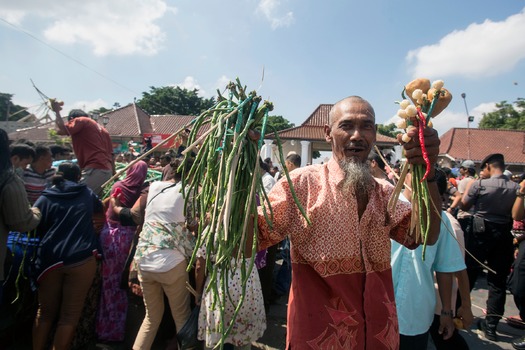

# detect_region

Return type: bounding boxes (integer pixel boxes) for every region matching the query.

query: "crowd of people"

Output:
[0,95,524,350]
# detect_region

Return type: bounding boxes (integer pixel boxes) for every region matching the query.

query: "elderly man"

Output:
[51,102,114,197]
[257,96,442,349]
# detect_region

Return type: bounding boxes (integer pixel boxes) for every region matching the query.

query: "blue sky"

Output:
[0,0,524,136]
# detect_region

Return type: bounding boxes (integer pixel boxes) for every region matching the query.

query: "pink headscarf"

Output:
[111,160,148,207]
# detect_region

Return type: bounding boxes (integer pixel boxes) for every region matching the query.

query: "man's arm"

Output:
[50,99,68,135]
[455,269,473,329]
[513,180,525,221]
[435,272,455,340]
[194,256,206,305]
[448,191,462,213]
[459,180,477,211]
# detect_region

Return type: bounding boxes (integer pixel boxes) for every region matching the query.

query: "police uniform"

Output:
[462,153,520,332]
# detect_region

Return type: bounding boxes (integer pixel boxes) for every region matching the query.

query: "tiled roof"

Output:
[103,103,153,137]
[8,122,56,143]
[150,115,196,135]
[267,103,398,145]
[439,128,525,165]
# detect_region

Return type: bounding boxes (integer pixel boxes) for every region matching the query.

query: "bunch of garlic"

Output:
[395,79,452,142]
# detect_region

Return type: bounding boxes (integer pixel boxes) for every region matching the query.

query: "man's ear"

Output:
[324,125,332,143]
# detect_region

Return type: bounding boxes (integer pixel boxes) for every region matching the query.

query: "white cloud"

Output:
[256,0,294,30]
[174,76,206,96]
[384,102,497,136]
[406,8,525,78]
[0,0,175,56]
[215,75,231,92]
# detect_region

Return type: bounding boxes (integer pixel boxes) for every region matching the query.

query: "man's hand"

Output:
[456,305,473,329]
[50,99,63,114]
[398,126,440,168]
[439,312,455,340]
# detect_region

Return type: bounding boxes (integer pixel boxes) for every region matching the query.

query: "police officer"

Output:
[460,153,520,341]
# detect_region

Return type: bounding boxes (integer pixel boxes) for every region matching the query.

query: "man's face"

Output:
[324,100,376,164]
[11,155,33,170]
[34,152,53,173]
[459,167,466,176]
[160,157,169,167]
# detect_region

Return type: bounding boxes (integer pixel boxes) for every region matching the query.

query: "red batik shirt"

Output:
[258,158,413,350]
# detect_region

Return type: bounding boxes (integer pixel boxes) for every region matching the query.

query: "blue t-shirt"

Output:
[391,212,465,336]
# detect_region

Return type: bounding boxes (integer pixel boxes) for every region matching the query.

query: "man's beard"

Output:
[339,159,374,197]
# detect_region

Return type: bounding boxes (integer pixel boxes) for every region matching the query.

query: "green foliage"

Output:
[89,107,112,115]
[312,150,321,159]
[376,123,399,138]
[266,115,295,132]
[136,86,215,116]
[48,129,71,146]
[479,98,525,130]
[0,92,31,121]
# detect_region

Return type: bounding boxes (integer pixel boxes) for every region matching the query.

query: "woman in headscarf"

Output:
[96,160,148,342]
[31,162,102,349]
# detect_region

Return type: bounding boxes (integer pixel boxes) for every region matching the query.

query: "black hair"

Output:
[34,145,51,161]
[286,153,301,168]
[1,129,13,178]
[67,109,89,121]
[49,144,70,158]
[260,158,270,173]
[161,154,172,162]
[467,168,476,177]
[51,162,81,187]
[434,168,448,196]
[489,159,505,170]
[367,151,386,172]
[168,157,193,182]
[10,143,36,161]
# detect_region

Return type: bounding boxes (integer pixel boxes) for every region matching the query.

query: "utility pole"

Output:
[461,93,472,160]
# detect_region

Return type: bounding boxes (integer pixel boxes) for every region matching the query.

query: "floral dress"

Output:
[197,245,266,348]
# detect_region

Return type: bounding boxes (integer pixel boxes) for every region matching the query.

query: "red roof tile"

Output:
[439,128,525,165]
[103,103,152,137]
[150,115,196,135]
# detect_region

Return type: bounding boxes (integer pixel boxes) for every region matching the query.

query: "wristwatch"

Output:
[517,189,525,198]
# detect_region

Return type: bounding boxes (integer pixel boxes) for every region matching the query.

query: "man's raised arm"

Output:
[50,100,68,135]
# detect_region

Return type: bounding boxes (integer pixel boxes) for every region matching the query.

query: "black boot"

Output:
[513,336,525,350]
[478,319,498,341]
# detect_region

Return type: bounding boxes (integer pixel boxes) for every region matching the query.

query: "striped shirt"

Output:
[23,167,56,204]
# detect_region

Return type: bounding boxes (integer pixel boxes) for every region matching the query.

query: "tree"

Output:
[49,129,71,146]
[376,123,399,138]
[266,115,295,132]
[479,98,525,130]
[89,107,112,115]
[136,86,215,116]
[0,93,31,121]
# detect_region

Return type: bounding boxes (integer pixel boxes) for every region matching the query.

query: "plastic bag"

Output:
[177,305,203,350]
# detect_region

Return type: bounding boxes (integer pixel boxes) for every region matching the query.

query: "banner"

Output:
[142,133,181,149]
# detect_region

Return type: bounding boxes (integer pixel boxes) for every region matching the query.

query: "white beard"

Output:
[339,159,374,197]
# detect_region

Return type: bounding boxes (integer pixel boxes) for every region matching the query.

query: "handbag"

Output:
[177,305,203,350]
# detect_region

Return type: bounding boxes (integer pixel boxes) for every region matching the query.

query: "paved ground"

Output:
[253,271,525,350]
[2,272,523,349]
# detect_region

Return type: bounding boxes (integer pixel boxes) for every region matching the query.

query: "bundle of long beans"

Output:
[180,79,308,347]
[389,78,452,259]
